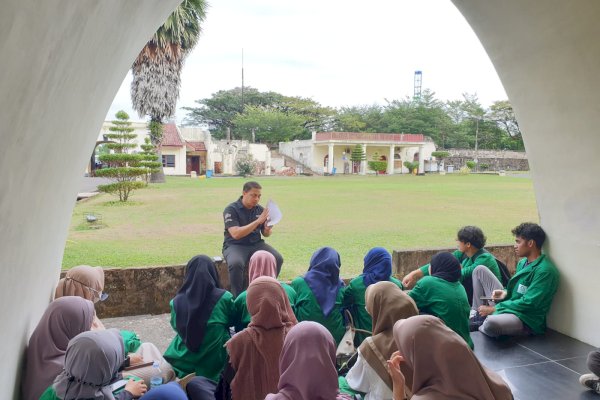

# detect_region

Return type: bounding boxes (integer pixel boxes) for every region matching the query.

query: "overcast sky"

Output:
[107,0,507,123]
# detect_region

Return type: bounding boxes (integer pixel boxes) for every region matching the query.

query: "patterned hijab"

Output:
[265,321,339,400]
[362,247,392,287]
[227,277,297,400]
[22,297,95,400]
[173,255,225,352]
[248,250,278,283]
[393,315,513,400]
[359,282,418,391]
[54,329,125,400]
[304,247,343,317]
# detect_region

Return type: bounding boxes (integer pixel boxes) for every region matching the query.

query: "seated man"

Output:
[402,226,501,304]
[223,181,283,297]
[472,222,559,337]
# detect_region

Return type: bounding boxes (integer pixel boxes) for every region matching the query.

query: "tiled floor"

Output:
[472,330,598,400]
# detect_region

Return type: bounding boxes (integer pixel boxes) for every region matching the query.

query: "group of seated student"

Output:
[23,220,563,400]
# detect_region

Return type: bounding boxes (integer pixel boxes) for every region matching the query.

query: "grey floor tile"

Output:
[516,329,596,360]
[472,331,548,370]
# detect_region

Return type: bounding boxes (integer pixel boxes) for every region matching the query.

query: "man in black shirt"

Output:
[223,181,283,296]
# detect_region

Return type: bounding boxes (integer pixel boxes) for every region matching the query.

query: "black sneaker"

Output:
[469,312,486,332]
[579,373,600,393]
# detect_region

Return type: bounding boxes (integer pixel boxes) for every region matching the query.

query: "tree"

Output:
[232,106,307,146]
[235,154,257,177]
[139,137,162,184]
[367,152,387,175]
[131,0,208,183]
[96,111,147,202]
[489,100,525,150]
[431,151,450,172]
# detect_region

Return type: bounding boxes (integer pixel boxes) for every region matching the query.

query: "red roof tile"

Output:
[185,141,206,151]
[161,123,184,147]
[315,132,425,143]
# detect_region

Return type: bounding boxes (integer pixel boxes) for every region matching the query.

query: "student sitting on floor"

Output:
[163,255,235,382]
[340,281,418,400]
[387,315,513,400]
[470,222,559,337]
[580,349,600,394]
[22,297,95,400]
[402,226,501,305]
[291,247,346,345]
[55,264,174,385]
[343,247,403,347]
[265,321,356,400]
[232,250,297,332]
[408,252,474,348]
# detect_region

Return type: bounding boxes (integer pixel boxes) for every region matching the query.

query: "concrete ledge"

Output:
[66,245,517,318]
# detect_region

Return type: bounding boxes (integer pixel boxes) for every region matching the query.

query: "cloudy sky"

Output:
[107,0,507,123]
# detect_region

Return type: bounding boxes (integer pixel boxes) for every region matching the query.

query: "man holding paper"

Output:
[222,181,283,296]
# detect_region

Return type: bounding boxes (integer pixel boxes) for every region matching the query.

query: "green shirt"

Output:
[163,292,235,381]
[120,330,141,353]
[38,387,59,400]
[409,276,474,349]
[419,249,501,282]
[233,282,297,332]
[291,276,346,345]
[342,275,403,346]
[494,254,559,334]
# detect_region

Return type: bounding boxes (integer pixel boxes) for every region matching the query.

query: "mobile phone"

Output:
[480,296,494,301]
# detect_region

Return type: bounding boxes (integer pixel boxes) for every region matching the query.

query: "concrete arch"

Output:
[0,1,180,398]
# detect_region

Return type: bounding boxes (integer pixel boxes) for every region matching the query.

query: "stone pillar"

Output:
[387,145,395,175]
[361,144,367,175]
[418,145,425,174]
[328,143,334,173]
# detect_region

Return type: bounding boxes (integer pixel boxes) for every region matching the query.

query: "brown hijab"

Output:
[248,250,278,283]
[359,281,418,391]
[227,276,297,400]
[22,297,95,400]
[55,265,106,329]
[393,315,513,400]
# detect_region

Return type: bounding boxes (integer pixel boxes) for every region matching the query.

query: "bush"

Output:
[459,166,472,175]
[466,160,476,169]
[368,160,387,174]
[235,155,257,177]
[403,161,419,173]
[479,163,489,171]
[431,151,450,159]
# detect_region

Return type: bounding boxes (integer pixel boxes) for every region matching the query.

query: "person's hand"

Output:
[492,289,507,301]
[263,224,273,236]
[387,351,406,400]
[256,207,269,225]
[478,305,496,317]
[402,271,417,289]
[124,379,147,398]
[128,353,143,365]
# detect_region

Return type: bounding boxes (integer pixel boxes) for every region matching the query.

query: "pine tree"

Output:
[96,111,147,201]
[139,137,162,184]
[350,144,366,174]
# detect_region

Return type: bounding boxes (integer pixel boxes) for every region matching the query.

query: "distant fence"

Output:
[62,245,516,318]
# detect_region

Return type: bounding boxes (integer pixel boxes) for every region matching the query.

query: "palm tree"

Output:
[131,0,208,182]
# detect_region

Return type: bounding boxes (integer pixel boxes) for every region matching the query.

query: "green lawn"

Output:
[63,174,538,280]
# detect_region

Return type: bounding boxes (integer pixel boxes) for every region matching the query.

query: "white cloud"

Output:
[107,0,507,123]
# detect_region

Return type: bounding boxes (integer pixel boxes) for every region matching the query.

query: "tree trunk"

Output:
[150,147,166,183]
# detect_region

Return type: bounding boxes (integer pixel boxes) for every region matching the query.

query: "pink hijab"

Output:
[248,250,277,283]
[393,315,513,400]
[265,321,339,400]
[22,296,95,400]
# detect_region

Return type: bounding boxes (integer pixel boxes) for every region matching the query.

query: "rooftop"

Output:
[314,132,425,143]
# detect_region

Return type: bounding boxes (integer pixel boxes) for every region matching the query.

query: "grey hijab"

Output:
[54,329,124,400]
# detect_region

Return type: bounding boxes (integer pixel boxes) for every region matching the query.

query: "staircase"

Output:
[271,150,318,175]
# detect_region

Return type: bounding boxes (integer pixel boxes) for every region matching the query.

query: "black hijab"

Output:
[173,255,226,352]
[430,252,461,282]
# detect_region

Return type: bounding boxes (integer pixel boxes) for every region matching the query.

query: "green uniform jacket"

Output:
[494,254,559,335]
[38,387,59,400]
[409,276,474,349]
[163,293,234,381]
[291,277,346,345]
[342,276,403,347]
[232,282,298,332]
[419,249,501,282]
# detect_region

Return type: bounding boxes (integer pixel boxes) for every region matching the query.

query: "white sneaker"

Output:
[469,309,477,319]
[579,373,600,393]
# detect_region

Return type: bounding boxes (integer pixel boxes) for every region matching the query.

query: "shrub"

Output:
[459,166,472,175]
[235,155,257,177]
[466,160,476,169]
[479,163,489,171]
[403,161,419,173]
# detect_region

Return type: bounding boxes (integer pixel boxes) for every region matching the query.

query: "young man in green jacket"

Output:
[402,226,501,304]
[474,222,560,337]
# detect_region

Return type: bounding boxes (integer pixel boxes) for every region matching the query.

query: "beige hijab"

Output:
[359,281,418,391]
[227,276,297,400]
[55,265,106,329]
[393,315,513,400]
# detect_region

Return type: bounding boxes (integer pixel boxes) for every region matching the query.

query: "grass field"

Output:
[63,174,538,280]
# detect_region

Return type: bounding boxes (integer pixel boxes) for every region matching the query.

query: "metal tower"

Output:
[414,70,422,99]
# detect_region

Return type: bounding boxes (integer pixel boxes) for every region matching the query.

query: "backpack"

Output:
[495,257,512,287]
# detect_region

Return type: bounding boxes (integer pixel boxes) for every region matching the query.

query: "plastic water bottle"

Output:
[150,361,163,389]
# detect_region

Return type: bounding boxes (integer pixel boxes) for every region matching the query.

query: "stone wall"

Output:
[442,149,529,171]
[64,244,518,318]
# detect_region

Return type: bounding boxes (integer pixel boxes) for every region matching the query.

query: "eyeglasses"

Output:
[65,277,109,302]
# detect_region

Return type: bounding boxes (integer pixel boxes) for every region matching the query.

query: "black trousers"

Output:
[223,242,283,297]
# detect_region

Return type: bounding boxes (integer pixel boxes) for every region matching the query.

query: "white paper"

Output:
[266,199,282,226]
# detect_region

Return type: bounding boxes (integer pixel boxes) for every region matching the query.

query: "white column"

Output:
[328,143,334,173]
[418,145,425,174]
[360,144,367,175]
[387,145,395,175]
[265,150,271,175]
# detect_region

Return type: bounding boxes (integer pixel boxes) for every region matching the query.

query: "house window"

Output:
[162,155,175,168]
